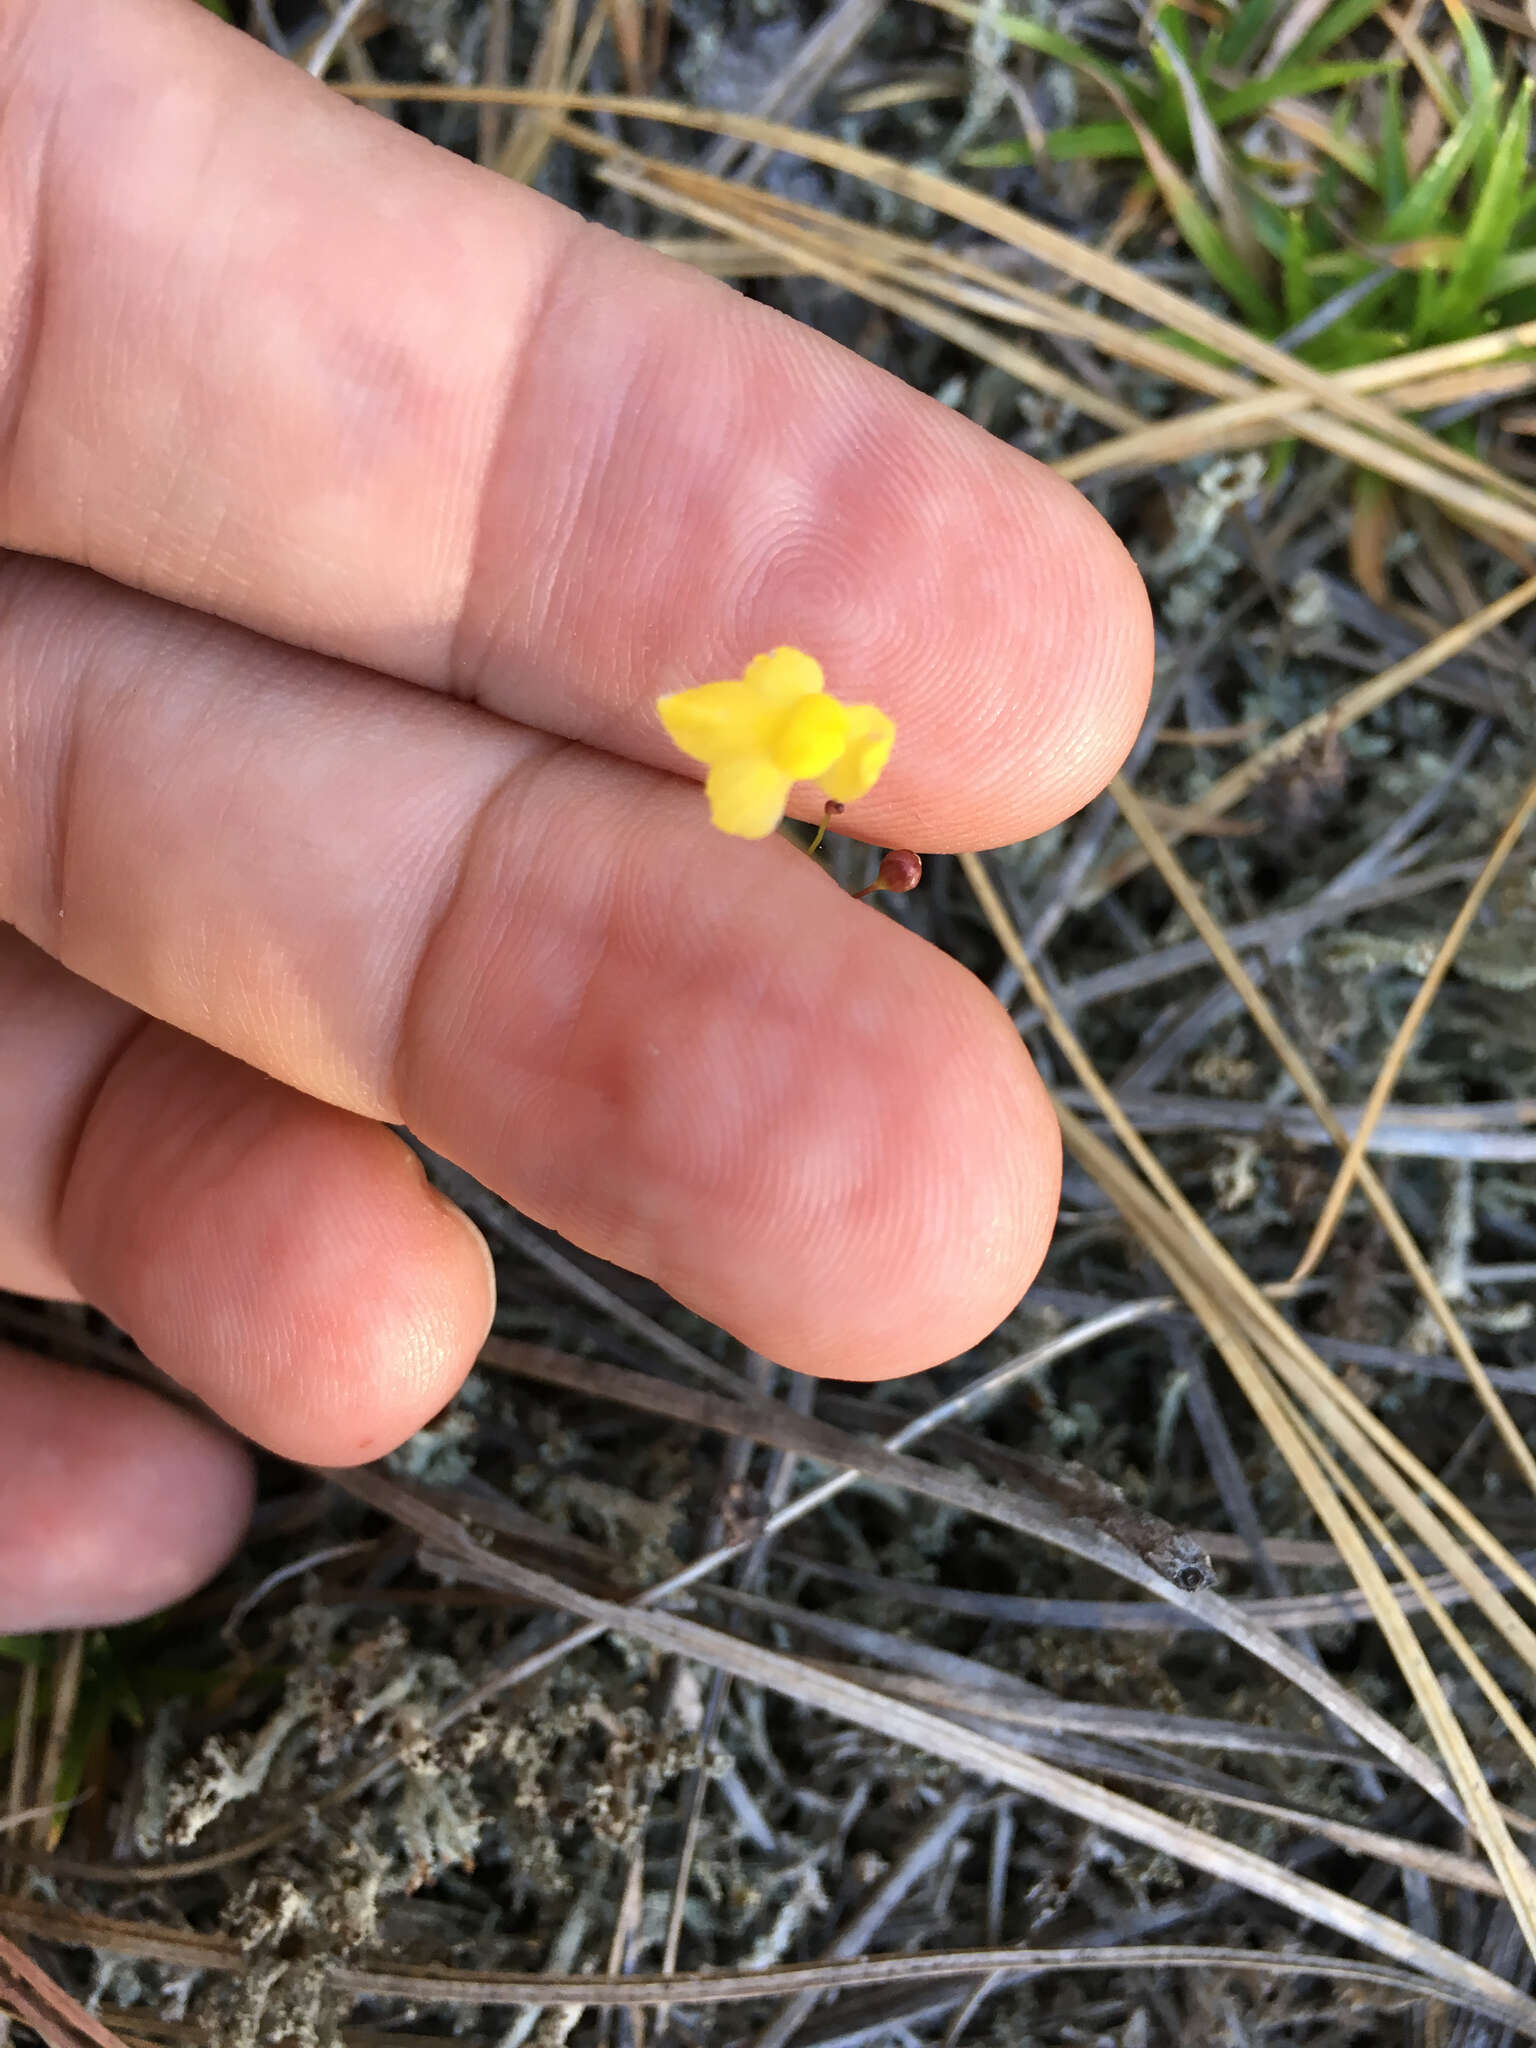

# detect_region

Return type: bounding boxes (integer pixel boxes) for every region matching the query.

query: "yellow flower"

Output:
[656,648,896,840]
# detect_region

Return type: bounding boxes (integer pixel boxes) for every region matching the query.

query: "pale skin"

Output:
[0,0,1153,1632]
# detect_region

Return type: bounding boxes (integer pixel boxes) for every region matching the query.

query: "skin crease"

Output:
[0,0,1153,1632]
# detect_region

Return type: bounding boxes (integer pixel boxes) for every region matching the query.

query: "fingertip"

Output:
[770,951,1061,1382]
[431,1185,499,1341]
[0,1347,254,1631]
[296,1158,498,1468]
[858,441,1155,853]
[56,1030,494,1466]
[582,867,1063,1384]
[991,472,1154,839]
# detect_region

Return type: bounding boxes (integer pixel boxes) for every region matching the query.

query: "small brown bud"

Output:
[855,849,923,899]
[877,849,922,892]
[806,799,846,858]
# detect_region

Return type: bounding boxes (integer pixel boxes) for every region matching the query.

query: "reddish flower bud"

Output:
[875,848,922,893]
[855,849,923,899]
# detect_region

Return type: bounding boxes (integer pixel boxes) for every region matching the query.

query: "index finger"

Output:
[0,0,1150,849]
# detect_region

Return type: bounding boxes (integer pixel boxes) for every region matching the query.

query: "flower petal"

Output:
[742,646,824,711]
[769,692,851,779]
[656,680,770,765]
[819,704,895,803]
[705,756,795,839]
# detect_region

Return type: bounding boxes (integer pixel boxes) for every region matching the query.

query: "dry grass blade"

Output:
[488,1207,747,1395]
[602,143,1536,502]
[1,1659,36,1890]
[1059,1106,1536,1967]
[1066,1093,1536,1163]
[301,0,375,81]
[16,1300,1179,1892]
[699,0,887,180]
[0,1900,1506,2019]
[323,1464,1536,2034]
[333,83,1536,546]
[595,146,1140,428]
[819,1674,1504,1895]
[0,1928,134,2048]
[478,1338,1462,1811]
[31,1634,82,1855]
[622,156,1536,426]
[958,851,1536,1965]
[0,1803,74,1839]
[475,0,510,165]
[1090,572,1536,896]
[1106,772,1536,1523]
[1294,772,1536,1282]
[629,161,1261,385]
[332,1947,1510,2014]
[493,0,585,187]
[798,1531,1536,1630]
[1072,1110,1536,1951]
[604,0,645,96]
[1307,1433,1536,1793]
[790,1648,1406,1766]
[576,128,1536,542]
[1059,328,1536,480]
[642,233,802,275]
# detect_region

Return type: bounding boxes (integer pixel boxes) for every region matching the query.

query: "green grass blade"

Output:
[1449,0,1499,165]
[1156,1,1197,59]
[965,123,1143,168]
[1380,65,1409,216]
[1145,37,1193,157]
[1292,0,1393,64]
[1211,61,1387,127]
[1247,187,1301,261]
[1381,103,1484,242]
[1303,323,1410,368]
[977,12,1159,117]
[1214,0,1285,71]
[1158,171,1278,328]
[1487,248,1536,298]
[1425,76,1534,337]
[1150,16,1269,273]
[1281,210,1315,329]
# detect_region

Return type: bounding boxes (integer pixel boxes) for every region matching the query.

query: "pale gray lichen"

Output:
[161,1687,319,1849]
[384,1402,479,1486]
[1139,453,1267,585]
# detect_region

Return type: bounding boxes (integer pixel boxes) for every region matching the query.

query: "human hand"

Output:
[0,0,1150,1631]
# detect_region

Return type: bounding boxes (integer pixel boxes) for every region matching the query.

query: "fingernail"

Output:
[434,1192,498,1339]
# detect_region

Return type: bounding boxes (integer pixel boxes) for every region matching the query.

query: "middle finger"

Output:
[0,555,1058,1382]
